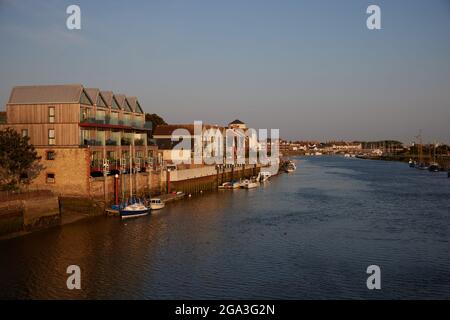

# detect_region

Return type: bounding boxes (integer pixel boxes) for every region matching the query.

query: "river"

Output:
[1,156,449,299]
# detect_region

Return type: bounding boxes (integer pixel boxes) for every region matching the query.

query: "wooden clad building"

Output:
[0,84,158,197]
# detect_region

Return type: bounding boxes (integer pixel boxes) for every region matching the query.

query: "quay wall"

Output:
[89,171,162,201]
[31,147,90,196]
[164,164,261,194]
[0,196,60,236]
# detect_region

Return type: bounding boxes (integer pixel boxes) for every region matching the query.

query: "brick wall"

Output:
[30,147,90,196]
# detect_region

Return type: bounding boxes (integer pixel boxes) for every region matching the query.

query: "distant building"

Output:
[228,119,247,130]
[331,141,362,152]
[152,124,224,163]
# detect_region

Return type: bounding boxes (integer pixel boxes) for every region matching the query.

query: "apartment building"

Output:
[0,84,157,196]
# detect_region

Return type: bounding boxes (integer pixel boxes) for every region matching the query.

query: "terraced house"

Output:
[0,84,158,197]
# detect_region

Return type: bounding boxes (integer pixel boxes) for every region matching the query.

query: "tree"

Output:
[0,128,44,191]
[145,113,167,129]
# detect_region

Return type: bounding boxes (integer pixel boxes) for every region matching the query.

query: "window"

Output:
[46,173,55,183]
[21,129,28,137]
[48,129,55,145]
[48,106,55,123]
[46,151,55,160]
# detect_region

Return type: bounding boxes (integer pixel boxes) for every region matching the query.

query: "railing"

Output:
[80,139,103,146]
[134,139,145,146]
[105,139,119,146]
[144,121,152,129]
[121,138,132,146]
[80,117,151,130]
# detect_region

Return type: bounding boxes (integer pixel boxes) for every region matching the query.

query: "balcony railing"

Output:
[144,121,152,129]
[121,138,132,146]
[80,117,151,130]
[80,139,103,146]
[105,139,119,146]
[134,138,145,146]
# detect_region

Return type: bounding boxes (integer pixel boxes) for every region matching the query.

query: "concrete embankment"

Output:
[0,195,60,239]
[166,164,261,194]
[0,164,268,239]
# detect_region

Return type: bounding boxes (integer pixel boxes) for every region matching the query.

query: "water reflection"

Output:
[1,156,449,299]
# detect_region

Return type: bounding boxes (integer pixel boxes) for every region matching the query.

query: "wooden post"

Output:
[114,174,119,205]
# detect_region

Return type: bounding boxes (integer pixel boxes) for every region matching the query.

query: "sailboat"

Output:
[428,143,441,172]
[120,145,149,219]
[413,132,429,170]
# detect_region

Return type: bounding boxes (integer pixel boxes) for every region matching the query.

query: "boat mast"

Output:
[129,144,132,198]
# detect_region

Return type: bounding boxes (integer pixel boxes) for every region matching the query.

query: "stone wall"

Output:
[89,171,162,201]
[0,196,60,236]
[22,196,60,231]
[30,147,90,196]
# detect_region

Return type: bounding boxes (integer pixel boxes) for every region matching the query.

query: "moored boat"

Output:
[415,163,429,170]
[283,160,296,173]
[241,178,259,189]
[218,180,241,189]
[120,198,149,219]
[149,198,165,210]
[428,163,440,172]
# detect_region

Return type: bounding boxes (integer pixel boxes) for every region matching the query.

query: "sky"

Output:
[0,0,449,143]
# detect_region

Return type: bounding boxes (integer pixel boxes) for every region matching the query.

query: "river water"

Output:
[1,156,449,299]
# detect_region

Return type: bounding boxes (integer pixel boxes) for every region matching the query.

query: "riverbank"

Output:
[0,164,272,240]
[355,153,450,170]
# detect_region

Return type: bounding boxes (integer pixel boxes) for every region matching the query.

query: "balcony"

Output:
[144,121,152,129]
[121,137,132,146]
[105,139,119,146]
[134,138,145,146]
[80,139,103,147]
[79,116,152,131]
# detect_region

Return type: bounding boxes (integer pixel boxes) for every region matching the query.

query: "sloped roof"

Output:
[126,96,144,114]
[113,94,126,110]
[100,91,113,107]
[126,97,137,112]
[7,84,92,105]
[85,88,100,105]
[153,124,223,136]
[229,119,245,125]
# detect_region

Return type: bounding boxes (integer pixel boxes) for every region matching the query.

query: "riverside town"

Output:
[1,0,450,311]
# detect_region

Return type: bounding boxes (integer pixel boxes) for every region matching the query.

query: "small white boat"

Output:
[232,181,241,189]
[284,160,296,173]
[219,180,241,189]
[241,179,259,189]
[149,198,165,210]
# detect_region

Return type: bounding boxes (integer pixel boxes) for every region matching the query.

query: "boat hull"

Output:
[150,204,165,210]
[120,209,149,219]
[243,182,258,189]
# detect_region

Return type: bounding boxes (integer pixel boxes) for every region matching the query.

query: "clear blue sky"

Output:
[1,0,449,143]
